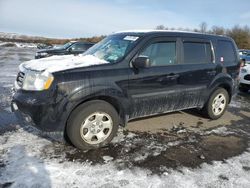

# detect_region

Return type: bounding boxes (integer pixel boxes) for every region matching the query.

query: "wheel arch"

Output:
[208,77,233,104]
[217,83,232,101]
[82,95,127,126]
[63,94,128,143]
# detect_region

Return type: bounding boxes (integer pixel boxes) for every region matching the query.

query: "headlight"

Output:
[40,52,48,56]
[241,68,247,74]
[22,70,54,91]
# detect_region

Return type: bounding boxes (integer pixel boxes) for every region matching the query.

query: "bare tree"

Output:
[155,25,165,30]
[153,24,250,49]
[199,22,208,33]
[227,25,250,49]
[210,26,226,35]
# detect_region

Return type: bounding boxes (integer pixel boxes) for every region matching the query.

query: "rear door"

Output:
[178,38,218,107]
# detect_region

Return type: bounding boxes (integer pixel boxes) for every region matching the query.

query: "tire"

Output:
[202,88,229,120]
[239,84,249,93]
[66,100,119,150]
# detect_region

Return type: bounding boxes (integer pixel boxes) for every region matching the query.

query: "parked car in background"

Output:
[239,63,250,92]
[238,49,250,92]
[35,41,95,59]
[239,49,250,64]
[12,31,240,150]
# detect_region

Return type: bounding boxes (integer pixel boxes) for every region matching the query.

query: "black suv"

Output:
[35,41,95,59]
[12,31,240,150]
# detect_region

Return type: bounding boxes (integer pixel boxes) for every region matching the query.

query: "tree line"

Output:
[0,35,106,45]
[2,22,250,49]
[156,22,250,49]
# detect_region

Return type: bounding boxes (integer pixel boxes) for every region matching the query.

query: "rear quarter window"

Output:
[216,40,236,64]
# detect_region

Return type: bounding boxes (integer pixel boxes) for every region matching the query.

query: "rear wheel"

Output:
[202,88,229,120]
[66,100,119,150]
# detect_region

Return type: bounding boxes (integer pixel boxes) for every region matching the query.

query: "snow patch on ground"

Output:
[111,130,136,144]
[0,91,12,108]
[229,100,242,108]
[229,95,250,109]
[15,42,37,48]
[103,155,114,162]
[0,42,37,48]
[203,126,235,136]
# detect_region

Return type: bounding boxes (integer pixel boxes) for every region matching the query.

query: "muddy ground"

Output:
[0,45,250,187]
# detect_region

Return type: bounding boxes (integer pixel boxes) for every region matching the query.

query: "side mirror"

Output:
[132,56,150,69]
[68,48,73,52]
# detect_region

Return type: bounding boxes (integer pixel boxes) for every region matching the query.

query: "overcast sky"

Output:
[0,0,250,38]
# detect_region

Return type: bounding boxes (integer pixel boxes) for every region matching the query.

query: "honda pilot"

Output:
[12,31,240,150]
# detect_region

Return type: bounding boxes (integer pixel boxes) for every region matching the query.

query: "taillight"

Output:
[238,59,245,73]
[240,60,246,68]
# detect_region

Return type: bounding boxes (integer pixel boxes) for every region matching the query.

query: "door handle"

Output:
[157,74,179,82]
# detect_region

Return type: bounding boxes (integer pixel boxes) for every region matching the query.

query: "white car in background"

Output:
[239,63,250,92]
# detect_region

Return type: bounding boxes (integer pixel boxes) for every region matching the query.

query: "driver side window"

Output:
[139,42,176,66]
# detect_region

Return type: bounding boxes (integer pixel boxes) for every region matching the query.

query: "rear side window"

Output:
[70,43,87,51]
[70,43,93,51]
[140,42,176,66]
[216,40,236,63]
[183,42,212,64]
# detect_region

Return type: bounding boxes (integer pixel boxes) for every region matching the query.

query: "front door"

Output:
[128,37,185,118]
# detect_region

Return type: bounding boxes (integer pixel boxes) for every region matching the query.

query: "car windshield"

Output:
[62,42,74,49]
[239,50,250,55]
[84,34,140,63]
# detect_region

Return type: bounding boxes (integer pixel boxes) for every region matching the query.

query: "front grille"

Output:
[16,71,25,87]
[244,74,250,81]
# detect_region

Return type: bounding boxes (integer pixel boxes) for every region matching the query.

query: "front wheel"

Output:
[202,88,229,120]
[66,100,119,150]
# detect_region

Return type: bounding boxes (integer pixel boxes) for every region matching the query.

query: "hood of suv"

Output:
[21,55,109,73]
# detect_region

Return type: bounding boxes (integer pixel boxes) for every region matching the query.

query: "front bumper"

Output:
[11,90,68,141]
[239,72,250,85]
